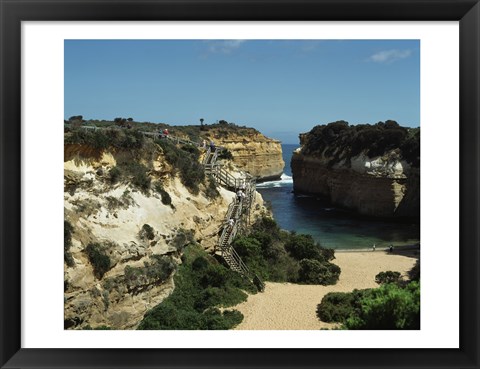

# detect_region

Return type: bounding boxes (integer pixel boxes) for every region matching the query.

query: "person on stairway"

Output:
[236,189,245,202]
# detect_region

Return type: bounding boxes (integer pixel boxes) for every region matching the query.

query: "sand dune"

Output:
[233,251,418,330]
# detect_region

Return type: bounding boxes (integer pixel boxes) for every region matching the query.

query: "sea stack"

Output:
[291,120,420,218]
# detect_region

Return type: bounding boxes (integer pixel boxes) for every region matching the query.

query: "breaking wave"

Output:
[256,173,293,188]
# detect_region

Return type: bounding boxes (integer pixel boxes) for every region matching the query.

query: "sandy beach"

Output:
[233,250,418,330]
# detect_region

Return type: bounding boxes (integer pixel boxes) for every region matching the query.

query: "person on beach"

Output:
[372,244,376,252]
[389,244,393,253]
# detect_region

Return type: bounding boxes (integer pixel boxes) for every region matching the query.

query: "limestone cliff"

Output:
[291,121,420,218]
[202,127,284,181]
[64,140,267,330]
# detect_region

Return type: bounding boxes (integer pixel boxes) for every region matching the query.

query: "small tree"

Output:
[85,243,111,279]
[375,271,401,285]
[139,224,155,241]
[68,115,83,121]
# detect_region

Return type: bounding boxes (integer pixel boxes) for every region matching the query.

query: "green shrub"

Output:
[284,232,335,263]
[139,224,155,241]
[375,271,401,285]
[156,139,205,194]
[85,243,111,279]
[232,236,262,259]
[344,281,420,330]
[105,194,134,211]
[285,233,321,261]
[218,149,234,160]
[124,255,176,294]
[138,245,253,330]
[317,281,420,330]
[298,258,340,285]
[317,291,359,323]
[109,166,122,184]
[65,128,145,150]
[119,162,151,193]
[408,260,420,282]
[205,176,220,199]
[171,228,195,253]
[64,220,75,267]
[231,217,338,285]
[252,216,280,236]
[154,183,172,206]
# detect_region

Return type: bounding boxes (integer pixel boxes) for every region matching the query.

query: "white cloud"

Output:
[368,49,412,63]
[205,40,246,54]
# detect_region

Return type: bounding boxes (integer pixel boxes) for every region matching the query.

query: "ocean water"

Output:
[256,144,420,250]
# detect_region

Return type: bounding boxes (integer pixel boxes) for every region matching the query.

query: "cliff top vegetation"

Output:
[300,120,420,167]
[65,116,261,144]
[64,128,212,196]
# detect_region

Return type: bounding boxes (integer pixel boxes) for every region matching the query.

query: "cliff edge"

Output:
[173,123,285,181]
[291,121,420,218]
[64,130,267,330]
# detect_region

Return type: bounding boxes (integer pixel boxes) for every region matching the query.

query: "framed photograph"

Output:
[1,0,479,368]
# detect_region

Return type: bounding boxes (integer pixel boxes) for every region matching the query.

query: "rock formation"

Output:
[203,127,284,181]
[291,122,420,218]
[64,139,267,330]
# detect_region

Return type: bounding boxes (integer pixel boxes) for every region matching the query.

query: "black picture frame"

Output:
[1,0,479,368]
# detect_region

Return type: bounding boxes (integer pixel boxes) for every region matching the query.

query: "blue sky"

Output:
[65,39,420,144]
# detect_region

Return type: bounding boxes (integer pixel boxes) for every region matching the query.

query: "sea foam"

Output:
[256,173,293,188]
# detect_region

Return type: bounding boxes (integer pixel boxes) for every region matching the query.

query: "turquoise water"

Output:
[256,144,420,250]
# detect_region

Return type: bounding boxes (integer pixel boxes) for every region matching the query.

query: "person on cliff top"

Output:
[209,140,216,151]
[201,139,207,149]
[163,128,169,137]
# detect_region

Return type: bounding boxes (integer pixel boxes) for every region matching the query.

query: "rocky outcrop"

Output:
[64,143,267,330]
[204,129,284,181]
[292,149,420,218]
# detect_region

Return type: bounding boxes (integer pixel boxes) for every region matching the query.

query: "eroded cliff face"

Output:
[291,149,420,218]
[205,129,284,181]
[64,143,267,330]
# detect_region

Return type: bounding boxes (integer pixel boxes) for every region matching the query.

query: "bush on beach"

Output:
[317,266,420,329]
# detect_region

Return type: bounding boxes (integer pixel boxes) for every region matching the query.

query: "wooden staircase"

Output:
[143,132,265,292]
[203,147,264,292]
